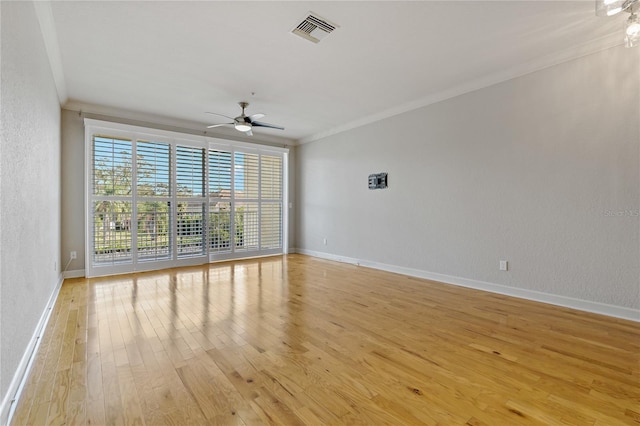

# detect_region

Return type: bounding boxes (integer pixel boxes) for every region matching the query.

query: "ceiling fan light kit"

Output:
[235,122,252,132]
[205,101,284,137]
[596,0,640,47]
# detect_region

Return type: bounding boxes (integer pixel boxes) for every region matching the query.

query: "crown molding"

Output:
[34,0,68,105]
[298,32,624,145]
[63,100,296,148]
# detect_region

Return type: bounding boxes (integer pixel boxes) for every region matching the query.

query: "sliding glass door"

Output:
[85,120,287,277]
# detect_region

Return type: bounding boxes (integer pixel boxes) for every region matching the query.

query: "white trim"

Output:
[85,120,289,277]
[33,0,67,104]
[293,248,360,266]
[209,253,286,265]
[282,152,289,255]
[66,102,296,146]
[63,269,85,279]
[298,34,622,145]
[208,136,290,155]
[294,249,640,323]
[84,119,290,155]
[1,274,64,426]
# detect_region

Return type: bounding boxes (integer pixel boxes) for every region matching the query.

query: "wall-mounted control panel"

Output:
[368,172,388,190]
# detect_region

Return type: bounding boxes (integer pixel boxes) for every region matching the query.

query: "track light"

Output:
[596,0,640,47]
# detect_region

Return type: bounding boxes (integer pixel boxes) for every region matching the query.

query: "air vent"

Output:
[291,12,338,44]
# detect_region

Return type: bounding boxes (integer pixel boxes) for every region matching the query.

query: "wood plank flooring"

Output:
[10,254,640,425]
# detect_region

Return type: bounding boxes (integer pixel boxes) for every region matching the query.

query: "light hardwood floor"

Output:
[10,254,640,425]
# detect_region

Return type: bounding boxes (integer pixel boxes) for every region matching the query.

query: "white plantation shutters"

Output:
[208,150,232,253]
[208,148,285,258]
[234,202,259,252]
[92,200,133,265]
[208,150,232,198]
[234,152,259,252]
[137,201,171,261]
[136,141,171,262]
[137,141,170,197]
[92,136,133,265]
[261,155,282,200]
[93,136,133,196]
[176,146,206,257]
[86,119,287,277]
[260,155,283,249]
[176,146,205,197]
[260,203,282,249]
[235,152,259,199]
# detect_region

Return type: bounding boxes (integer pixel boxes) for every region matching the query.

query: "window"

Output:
[136,141,171,262]
[85,120,288,277]
[208,150,232,254]
[91,136,133,265]
[176,146,206,257]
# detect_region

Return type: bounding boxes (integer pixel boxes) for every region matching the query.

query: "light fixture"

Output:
[234,122,252,132]
[625,12,640,46]
[608,6,624,15]
[596,0,626,16]
[597,0,640,47]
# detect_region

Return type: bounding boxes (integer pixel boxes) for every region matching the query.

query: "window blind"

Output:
[93,136,132,196]
[137,141,170,197]
[234,152,259,199]
[86,119,287,276]
[209,150,232,198]
[176,146,205,197]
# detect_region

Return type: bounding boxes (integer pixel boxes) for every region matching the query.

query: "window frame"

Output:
[85,119,288,277]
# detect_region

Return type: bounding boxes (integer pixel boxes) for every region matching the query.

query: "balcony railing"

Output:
[93,210,263,263]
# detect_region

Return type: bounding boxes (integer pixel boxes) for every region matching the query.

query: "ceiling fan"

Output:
[205,102,284,136]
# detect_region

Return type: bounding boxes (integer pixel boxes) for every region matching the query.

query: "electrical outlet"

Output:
[54,261,57,272]
[70,251,77,260]
[499,260,508,271]
[323,238,327,245]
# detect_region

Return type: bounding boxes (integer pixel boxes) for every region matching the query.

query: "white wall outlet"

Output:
[323,238,327,245]
[70,250,77,260]
[499,260,508,271]
[54,261,57,272]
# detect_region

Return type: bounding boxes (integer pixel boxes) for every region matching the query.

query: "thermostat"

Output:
[368,172,388,190]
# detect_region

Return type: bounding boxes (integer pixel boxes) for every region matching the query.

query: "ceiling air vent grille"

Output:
[292,12,338,44]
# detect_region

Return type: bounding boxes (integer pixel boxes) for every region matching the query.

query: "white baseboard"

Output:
[0,273,64,426]
[292,248,360,266]
[293,248,640,323]
[63,269,85,279]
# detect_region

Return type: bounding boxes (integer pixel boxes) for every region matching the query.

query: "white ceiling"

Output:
[45,1,624,143]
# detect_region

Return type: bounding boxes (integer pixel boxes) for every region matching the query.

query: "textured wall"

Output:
[296,46,639,309]
[60,110,85,273]
[1,1,61,396]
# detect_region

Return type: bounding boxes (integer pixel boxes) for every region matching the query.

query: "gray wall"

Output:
[1,0,61,397]
[61,109,296,273]
[296,46,639,310]
[61,110,85,273]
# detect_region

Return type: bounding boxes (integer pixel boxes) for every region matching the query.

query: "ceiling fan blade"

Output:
[249,113,265,121]
[252,121,284,130]
[205,112,235,121]
[207,122,233,129]
[245,129,253,136]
